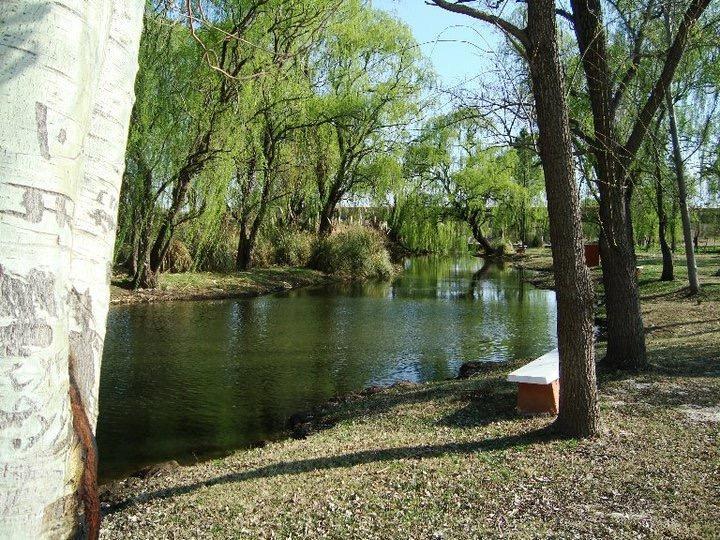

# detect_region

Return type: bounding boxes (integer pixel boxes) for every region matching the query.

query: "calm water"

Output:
[97,256,557,481]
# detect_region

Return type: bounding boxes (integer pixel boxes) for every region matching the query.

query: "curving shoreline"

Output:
[109,267,333,306]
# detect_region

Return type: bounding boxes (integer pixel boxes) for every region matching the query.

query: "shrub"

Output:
[251,236,275,268]
[311,225,394,280]
[494,240,515,256]
[273,230,314,267]
[162,239,193,273]
[529,234,544,248]
[195,236,236,272]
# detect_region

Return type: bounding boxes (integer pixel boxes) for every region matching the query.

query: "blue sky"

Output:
[372,0,504,89]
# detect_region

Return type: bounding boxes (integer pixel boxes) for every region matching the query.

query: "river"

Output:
[97,256,557,481]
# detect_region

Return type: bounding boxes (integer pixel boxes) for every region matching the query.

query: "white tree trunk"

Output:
[0,1,144,538]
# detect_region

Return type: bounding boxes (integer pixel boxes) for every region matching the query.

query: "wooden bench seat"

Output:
[507,349,559,414]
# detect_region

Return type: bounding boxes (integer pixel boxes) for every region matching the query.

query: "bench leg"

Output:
[517,381,559,415]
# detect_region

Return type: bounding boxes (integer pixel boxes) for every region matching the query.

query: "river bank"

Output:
[100,250,719,538]
[110,267,333,305]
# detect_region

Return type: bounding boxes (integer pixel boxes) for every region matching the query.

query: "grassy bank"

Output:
[516,247,720,301]
[110,267,331,305]
[101,250,719,538]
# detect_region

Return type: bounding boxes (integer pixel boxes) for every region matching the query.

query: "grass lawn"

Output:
[101,250,719,539]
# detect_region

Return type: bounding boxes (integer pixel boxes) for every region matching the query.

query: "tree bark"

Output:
[0,1,144,537]
[656,180,675,282]
[526,0,599,437]
[318,187,342,236]
[670,196,678,252]
[472,227,495,255]
[236,228,253,271]
[469,217,497,256]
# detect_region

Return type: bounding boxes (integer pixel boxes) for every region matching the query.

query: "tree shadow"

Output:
[595,338,720,413]
[640,287,688,301]
[314,363,520,434]
[646,341,720,378]
[104,427,552,516]
[313,383,473,432]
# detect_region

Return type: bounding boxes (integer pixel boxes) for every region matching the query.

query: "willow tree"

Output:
[120,10,219,288]
[227,0,337,270]
[429,0,599,437]
[312,0,427,235]
[125,2,255,289]
[0,2,144,538]
[405,112,527,254]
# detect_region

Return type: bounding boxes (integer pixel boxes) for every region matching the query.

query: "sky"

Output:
[371,0,505,90]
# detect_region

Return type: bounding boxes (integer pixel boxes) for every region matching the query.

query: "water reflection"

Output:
[97,256,556,481]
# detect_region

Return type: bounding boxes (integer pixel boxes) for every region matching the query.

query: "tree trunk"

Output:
[138,262,159,289]
[527,0,599,437]
[319,190,341,237]
[570,0,647,371]
[0,2,143,537]
[236,232,253,271]
[653,149,674,281]
[659,224,674,280]
[670,196,678,252]
[598,225,647,370]
[131,213,155,289]
[625,182,638,265]
[130,227,140,277]
[665,92,699,293]
[470,222,497,256]
[663,11,699,294]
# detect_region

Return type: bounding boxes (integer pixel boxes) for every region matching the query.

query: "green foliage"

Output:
[388,194,471,254]
[251,236,276,268]
[398,111,546,251]
[529,233,544,248]
[273,230,315,267]
[311,226,394,280]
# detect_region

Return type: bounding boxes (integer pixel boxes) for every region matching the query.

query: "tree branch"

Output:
[622,0,711,168]
[426,0,530,51]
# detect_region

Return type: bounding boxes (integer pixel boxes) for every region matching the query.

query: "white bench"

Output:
[507,349,559,414]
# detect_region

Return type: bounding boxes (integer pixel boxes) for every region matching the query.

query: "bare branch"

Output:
[426,0,530,51]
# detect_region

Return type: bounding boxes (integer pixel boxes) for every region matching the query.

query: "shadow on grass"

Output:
[315,363,520,433]
[597,344,720,383]
[596,338,720,411]
[104,427,552,516]
[645,317,720,333]
[647,341,720,378]
[438,380,518,429]
[310,383,476,436]
[110,276,136,291]
[639,285,688,301]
